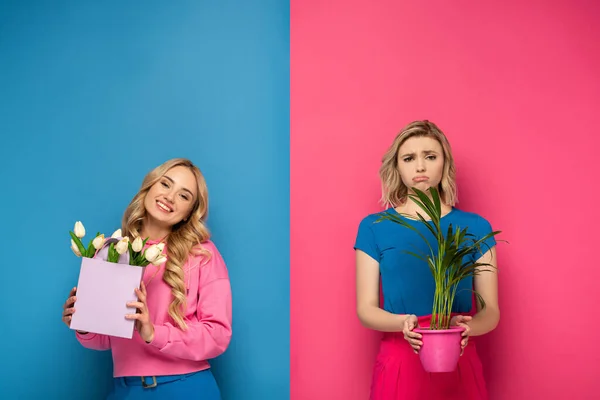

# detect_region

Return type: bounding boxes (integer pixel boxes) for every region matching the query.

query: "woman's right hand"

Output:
[63,287,89,334]
[402,314,423,353]
[62,287,78,327]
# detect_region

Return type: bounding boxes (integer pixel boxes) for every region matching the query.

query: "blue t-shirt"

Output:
[354,207,496,317]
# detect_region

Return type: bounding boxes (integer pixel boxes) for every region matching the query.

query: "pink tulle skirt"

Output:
[370,315,488,400]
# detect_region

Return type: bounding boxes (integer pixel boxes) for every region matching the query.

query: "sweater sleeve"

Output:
[75,331,111,351]
[148,243,232,361]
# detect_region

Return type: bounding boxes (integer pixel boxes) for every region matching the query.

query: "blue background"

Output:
[0,1,289,399]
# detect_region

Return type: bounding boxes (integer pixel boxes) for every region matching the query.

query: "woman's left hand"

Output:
[450,315,472,355]
[126,281,155,343]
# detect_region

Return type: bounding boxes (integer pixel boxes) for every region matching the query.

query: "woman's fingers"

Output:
[407,329,422,338]
[65,287,77,306]
[403,329,422,352]
[125,312,148,322]
[62,305,75,326]
[126,301,145,311]
[403,335,421,351]
[134,288,147,304]
[62,288,79,327]
[63,307,75,316]
[64,295,77,309]
[408,336,423,347]
[404,325,422,340]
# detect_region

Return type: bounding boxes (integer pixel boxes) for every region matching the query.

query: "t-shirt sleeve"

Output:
[469,215,497,262]
[354,216,381,262]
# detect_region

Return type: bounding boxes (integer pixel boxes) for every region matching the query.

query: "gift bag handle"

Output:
[92,237,130,264]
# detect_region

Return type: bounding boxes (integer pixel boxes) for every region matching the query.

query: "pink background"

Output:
[291,1,600,399]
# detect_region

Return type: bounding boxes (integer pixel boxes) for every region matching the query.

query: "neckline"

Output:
[146,237,167,246]
[388,206,457,221]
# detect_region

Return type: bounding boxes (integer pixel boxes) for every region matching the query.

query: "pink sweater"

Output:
[76,239,232,377]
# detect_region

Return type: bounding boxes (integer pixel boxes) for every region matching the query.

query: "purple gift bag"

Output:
[70,237,145,339]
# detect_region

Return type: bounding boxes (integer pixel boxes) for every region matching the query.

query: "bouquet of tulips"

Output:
[69,221,166,266]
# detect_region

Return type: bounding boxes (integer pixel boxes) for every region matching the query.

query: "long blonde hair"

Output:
[122,158,211,330]
[379,120,458,208]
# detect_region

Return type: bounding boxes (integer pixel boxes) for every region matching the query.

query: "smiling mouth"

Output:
[156,200,173,213]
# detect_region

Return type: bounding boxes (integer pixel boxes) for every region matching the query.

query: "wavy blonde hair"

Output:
[379,120,458,208]
[122,158,211,330]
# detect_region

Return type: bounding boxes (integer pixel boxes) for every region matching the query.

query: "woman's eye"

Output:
[403,157,412,162]
[180,194,189,201]
[427,155,437,160]
[161,182,169,188]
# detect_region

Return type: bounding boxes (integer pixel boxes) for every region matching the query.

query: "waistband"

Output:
[116,369,207,388]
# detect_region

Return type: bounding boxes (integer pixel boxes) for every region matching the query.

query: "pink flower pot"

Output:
[414,326,465,372]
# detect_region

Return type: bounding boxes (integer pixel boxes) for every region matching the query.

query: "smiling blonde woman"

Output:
[62,158,232,399]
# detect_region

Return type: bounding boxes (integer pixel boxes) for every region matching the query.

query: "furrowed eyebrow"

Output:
[400,150,438,157]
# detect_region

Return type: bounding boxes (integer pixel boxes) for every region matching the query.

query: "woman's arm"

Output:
[356,250,411,331]
[75,331,111,351]
[147,247,232,361]
[467,246,500,336]
[148,279,232,361]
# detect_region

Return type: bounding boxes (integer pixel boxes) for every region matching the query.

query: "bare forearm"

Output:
[468,307,500,336]
[358,305,410,332]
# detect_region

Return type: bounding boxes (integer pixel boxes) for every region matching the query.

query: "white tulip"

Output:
[151,255,167,266]
[111,229,122,239]
[115,237,130,255]
[92,234,105,250]
[132,237,143,252]
[144,244,160,262]
[71,239,81,257]
[157,243,165,252]
[74,221,85,239]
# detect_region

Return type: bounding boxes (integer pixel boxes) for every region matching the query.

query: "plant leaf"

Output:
[430,186,442,218]
[376,211,437,261]
[69,231,87,257]
[404,250,429,264]
[413,211,439,239]
[108,243,118,263]
[86,239,95,258]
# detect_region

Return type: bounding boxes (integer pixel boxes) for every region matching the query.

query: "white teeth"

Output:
[157,201,172,212]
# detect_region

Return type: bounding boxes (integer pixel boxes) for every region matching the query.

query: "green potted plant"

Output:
[375,187,502,372]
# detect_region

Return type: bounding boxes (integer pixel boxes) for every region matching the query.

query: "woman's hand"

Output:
[62,287,88,334]
[402,314,422,353]
[62,287,77,328]
[126,281,155,343]
[450,315,472,355]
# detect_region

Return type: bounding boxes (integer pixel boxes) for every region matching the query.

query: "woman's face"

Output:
[396,136,445,194]
[143,165,198,229]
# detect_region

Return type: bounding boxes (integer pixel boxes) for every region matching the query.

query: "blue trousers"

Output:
[106,369,221,399]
